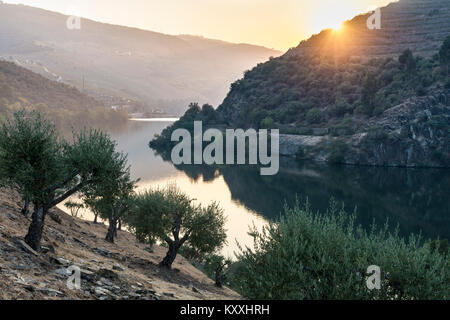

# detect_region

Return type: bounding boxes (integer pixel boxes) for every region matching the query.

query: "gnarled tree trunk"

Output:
[93,213,98,224]
[24,205,46,251]
[159,242,180,269]
[21,198,30,216]
[105,216,117,243]
[215,264,225,288]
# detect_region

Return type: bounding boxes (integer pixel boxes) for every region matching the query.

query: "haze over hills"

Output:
[0,2,281,115]
[0,60,128,131]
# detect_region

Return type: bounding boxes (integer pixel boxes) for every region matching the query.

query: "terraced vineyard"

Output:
[289,0,450,59]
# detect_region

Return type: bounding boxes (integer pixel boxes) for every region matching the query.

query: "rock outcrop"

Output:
[280,90,450,167]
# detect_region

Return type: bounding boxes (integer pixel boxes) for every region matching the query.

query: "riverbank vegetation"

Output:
[230,200,449,300]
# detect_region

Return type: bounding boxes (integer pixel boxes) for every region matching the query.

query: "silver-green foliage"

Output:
[127,185,227,267]
[234,200,449,300]
[0,110,129,250]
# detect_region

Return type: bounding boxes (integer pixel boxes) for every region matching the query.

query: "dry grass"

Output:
[0,189,241,300]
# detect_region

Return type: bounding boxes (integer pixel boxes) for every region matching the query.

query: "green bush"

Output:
[327,140,349,163]
[445,78,450,89]
[233,201,450,300]
[295,146,305,159]
[330,98,351,117]
[306,108,322,124]
[260,117,274,129]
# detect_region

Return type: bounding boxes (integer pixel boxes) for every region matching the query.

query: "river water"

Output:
[59,119,450,258]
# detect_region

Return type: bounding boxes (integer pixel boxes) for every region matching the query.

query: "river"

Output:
[59,119,450,258]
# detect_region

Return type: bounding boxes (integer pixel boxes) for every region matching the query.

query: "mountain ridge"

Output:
[0,2,281,115]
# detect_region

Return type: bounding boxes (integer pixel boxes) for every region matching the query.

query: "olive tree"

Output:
[82,168,136,243]
[65,201,84,218]
[127,185,227,269]
[234,200,449,300]
[202,254,233,288]
[0,110,128,251]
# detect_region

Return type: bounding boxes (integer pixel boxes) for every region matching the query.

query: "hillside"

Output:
[151,0,450,168]
[0,188,240,300]
[0,3,280,115]
[0,60,127,131]
[289,0,450,59]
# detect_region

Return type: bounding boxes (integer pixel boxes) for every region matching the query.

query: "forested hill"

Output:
[216,0,450,128]
[0,60,127,131]
[151,0,450,168]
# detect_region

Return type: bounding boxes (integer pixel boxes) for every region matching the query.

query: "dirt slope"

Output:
[0,189,240,300]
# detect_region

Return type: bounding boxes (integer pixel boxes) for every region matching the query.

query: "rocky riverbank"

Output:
[280,91,450,168]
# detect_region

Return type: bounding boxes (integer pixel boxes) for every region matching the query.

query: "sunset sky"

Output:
[4,0,397,50]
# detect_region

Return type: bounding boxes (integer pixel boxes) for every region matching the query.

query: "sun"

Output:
[309,2,358,34]
[331,22,344,32]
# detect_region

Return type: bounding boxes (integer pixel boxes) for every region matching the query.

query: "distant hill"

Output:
[0,3,281,115]
[0,60,127,131]
[151,0,450,168]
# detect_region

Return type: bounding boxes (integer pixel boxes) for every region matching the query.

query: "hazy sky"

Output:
[4,0,396,50]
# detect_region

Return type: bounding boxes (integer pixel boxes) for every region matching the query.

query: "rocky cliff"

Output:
[281,90,450,167]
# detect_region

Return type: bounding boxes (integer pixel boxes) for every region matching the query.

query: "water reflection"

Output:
[59,120,450,257]
[170,160,450,241]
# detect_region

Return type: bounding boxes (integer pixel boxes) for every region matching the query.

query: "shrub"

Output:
[399,49,416,72]
[295,146,305,159]
[327,140,349,163]
[306,108,322,124]
[260,117,274,129]
[330,98,351,117]
[233,201,450,300]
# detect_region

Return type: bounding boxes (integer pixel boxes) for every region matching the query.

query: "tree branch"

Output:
[45,170,80,194]
[163,235,174,246]
[45,179,92,209]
